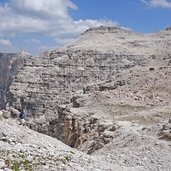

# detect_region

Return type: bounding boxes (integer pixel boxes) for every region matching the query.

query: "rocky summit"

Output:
[1,26,171,170]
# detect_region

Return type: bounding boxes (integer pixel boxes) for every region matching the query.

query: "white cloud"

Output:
[142,0,171,8]
[10,0,76,19]
[0,39,12,46]
[0,0,118,45]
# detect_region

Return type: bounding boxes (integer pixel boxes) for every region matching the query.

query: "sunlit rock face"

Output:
[8,26,171,151]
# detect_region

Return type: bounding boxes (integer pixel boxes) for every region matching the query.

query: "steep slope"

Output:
[0,113,144,171]
[0,52,31,109]
[8,26,171,152]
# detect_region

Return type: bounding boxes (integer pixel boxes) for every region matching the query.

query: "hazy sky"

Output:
[0,0,171,55]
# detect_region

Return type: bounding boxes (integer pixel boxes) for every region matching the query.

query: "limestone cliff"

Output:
[8,26,171,151]
[0,52,31,109]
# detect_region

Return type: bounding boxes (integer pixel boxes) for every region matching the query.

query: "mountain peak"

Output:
[82,26,127,35]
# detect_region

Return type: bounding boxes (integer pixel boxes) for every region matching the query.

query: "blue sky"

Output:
[0,0,171,55]
[71,0,171,33]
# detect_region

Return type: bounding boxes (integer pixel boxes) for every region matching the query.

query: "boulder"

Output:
[0,159,5,169]
[2,110,11,119]
[71,94,90,108]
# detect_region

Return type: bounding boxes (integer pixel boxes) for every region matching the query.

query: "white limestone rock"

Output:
[0,159,5,169]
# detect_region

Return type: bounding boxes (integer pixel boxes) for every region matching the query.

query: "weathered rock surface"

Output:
[0,52,31,109]
[1,110,11,119]
[0,115,144,171]
[6,26,171,168]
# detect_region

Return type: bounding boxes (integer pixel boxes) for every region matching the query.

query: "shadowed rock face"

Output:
[7,26,171,151]
[0,52,31,109]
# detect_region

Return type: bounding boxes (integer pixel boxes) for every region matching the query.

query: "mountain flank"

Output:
[0,52,31,109]
[1,26,171,170]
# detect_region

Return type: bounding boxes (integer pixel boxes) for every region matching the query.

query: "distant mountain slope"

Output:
[0,52,31,109]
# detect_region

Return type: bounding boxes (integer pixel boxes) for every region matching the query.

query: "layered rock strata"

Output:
[8,26,171,151]
[0,52,31,109]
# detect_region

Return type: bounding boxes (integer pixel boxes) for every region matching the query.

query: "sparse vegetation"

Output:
[11,161,20,171]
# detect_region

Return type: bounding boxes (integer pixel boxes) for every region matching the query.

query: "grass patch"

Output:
[11,161,20,171]
[22,160,33,171]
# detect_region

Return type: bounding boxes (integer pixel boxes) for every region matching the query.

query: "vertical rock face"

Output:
[7,26,171,150]
[8,49,147,111]
[0,52,31,109]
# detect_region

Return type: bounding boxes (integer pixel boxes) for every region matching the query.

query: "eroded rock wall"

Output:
[7,26,171,151]
[8,49,146,133]
[0,52,31,109]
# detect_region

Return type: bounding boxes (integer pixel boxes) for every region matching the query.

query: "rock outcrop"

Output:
[1,106,171,171]
[0,52,31,109]
[0,113,130,171]
[7,26,171,153]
